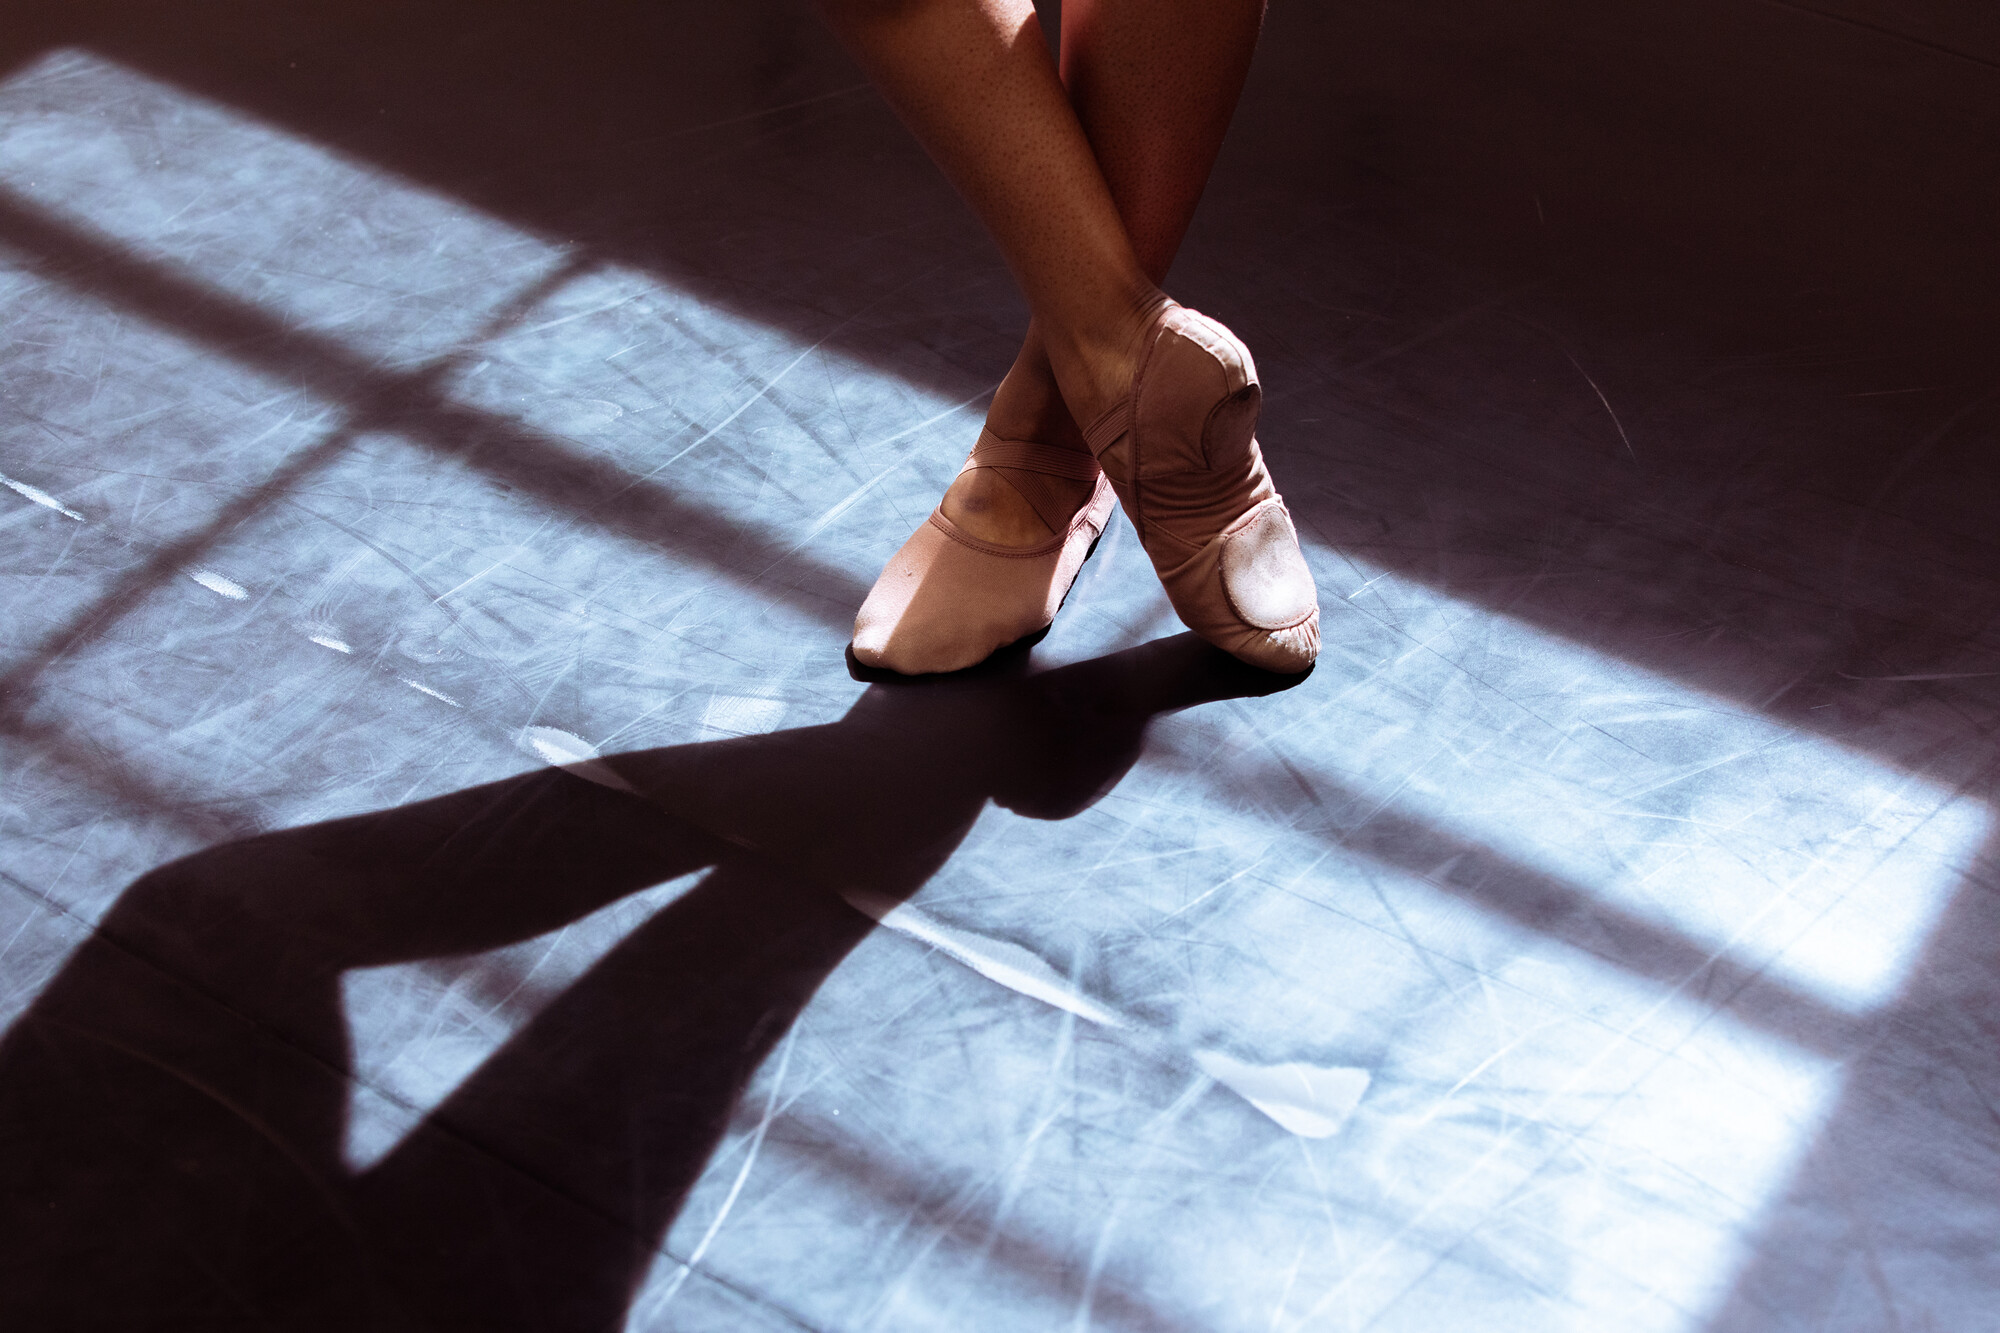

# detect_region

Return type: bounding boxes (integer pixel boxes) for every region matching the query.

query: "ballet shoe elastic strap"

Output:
[962,432,1101,479]
[1082,400,1132,460]
[958,429,1103,534]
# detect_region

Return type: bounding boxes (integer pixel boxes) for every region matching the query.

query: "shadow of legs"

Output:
[355,857,871,1329]
[0,634,1303,1328]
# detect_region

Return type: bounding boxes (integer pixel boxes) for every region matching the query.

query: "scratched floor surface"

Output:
[3,4,1999,1331]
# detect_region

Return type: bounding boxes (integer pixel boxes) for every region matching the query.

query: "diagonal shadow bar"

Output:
[1330,798,1869,1058]
[1,707,263,850]
[757,1111,1199,1333]
[1158,741,1875,1058]
[0,184,868,712]
[0,245,595,726]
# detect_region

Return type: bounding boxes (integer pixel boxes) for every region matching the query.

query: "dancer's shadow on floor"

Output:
[0,634,1302,1331]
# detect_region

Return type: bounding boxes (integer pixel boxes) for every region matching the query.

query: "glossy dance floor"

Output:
[4,5,1999,1330]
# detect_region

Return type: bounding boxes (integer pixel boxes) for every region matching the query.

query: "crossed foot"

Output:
[854,301,1322,678]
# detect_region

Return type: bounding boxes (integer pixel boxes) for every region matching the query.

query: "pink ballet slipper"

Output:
[1083,302,1320,673]
[852,429,1116,675]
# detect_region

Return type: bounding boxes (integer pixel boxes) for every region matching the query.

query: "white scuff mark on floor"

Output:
[699,693,786,736]
[400,679,460,707]
[429,546,530,605]
[1191,1051,1371,1140]
[307,633,352,653]
[764,458,902,569]
[0,471,85,520]
[518,725,637,793]
[845,891,1129,1030]
[843,889,1371,1140]
[187,568,248,599]
[562,397,627,430]
[1346,571,1390,600]
[640,343,819,477]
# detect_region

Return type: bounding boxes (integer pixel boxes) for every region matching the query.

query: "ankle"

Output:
[941,467,1066,545]
[986,341,1087,454]
[1042,288,1171,440]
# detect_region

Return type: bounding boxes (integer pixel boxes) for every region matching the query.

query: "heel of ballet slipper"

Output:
[1083,306,1258,475]
[1168,308,1258,400]
[1130,315,1261,479]
[1202,382,1262,471]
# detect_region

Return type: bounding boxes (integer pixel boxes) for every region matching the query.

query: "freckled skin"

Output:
[815,0,1267,545]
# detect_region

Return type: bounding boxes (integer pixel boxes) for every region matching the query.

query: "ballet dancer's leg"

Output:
[828,0,1318,672]
[816,0,1155,433]
[831,0,1267,546]
[973,0,1267,536]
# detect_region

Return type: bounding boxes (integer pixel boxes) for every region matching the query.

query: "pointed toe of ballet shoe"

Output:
[850,522,998,676]
[851,463,1115,677]
[849,612,995,677]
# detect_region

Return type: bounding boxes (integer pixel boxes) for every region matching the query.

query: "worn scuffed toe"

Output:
[850,432,1116,676]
